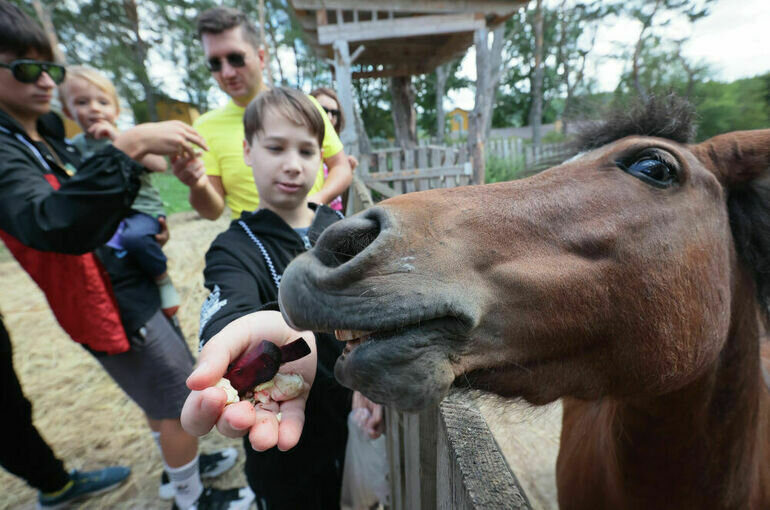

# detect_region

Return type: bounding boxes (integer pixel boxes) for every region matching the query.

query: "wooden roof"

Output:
[287,0,527,78]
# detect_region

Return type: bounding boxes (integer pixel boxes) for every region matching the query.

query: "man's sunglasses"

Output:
[207,53,246,72]
[322,106,340,117]
[0,59,66,84]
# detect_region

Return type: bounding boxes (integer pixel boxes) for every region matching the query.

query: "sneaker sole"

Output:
[37,478,127,510]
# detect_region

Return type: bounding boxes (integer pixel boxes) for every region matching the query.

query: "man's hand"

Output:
[171,154,206,188]
[181,311,317,452]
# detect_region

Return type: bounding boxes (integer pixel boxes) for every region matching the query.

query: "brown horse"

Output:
[278,99,770,509]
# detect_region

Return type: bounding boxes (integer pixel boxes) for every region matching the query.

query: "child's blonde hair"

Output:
[59,65,120,113]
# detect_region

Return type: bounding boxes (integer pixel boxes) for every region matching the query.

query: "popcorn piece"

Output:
[216,378,240,405]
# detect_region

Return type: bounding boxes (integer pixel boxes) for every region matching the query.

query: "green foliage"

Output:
[485,155,526,184]
[152,172,193,215]
[694,74,770,141]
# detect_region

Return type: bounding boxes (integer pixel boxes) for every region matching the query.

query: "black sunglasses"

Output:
[0,59,66,84]
[207,53,246,72]
[322,106,340,117]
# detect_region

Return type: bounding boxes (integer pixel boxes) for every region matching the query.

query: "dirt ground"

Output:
[0,210,563,510]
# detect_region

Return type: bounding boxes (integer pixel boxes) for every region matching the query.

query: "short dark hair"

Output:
[196,7,261,49]
[244,87,325,148]
[0,1,54,61]
[310,87,345,135]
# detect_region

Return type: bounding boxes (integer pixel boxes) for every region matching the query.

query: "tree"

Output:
[469,24,505,184]
[625,0,716,103]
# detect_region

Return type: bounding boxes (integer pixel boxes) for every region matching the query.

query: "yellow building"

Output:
[448,107,469,137]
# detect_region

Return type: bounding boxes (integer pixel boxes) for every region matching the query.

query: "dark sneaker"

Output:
[172,486,255,510]
[37,466,130,509]
[159,448,239,499]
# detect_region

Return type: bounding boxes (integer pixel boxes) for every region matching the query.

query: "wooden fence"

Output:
[384,390,532,510]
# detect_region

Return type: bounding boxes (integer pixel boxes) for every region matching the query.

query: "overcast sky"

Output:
[449,0,770,110]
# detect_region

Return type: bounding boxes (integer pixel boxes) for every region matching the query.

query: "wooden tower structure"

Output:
[286,0,527,147]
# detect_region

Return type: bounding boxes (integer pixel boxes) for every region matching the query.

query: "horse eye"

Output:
[618,151,678,188]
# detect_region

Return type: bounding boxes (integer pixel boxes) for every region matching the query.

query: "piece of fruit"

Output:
[279,337,311,363]
[225,340,281,394]
[223,337,311,396]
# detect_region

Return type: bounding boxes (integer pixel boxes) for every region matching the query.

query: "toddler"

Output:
[59,66,180,317]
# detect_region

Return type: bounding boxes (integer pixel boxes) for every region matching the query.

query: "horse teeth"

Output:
[335,329,371,341]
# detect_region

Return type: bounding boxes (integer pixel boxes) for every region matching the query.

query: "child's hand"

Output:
[352,391,385,439]
[171,154,206,187]
[154,217,170,246]
[181,311,317,452]
[88,120,119,141]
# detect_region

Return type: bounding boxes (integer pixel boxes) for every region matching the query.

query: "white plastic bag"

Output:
[340,408,390,510]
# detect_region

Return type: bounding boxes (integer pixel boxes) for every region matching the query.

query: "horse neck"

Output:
[609,275,769,507]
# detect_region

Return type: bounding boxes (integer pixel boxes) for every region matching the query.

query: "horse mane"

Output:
[728,182,770,322]
[574,95,697,152]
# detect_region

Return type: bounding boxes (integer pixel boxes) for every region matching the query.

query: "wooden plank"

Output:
[290,0,524,16]
[404,413,422,509]
[387,407,404,510]
[417,147,429,190]
[419,405,439,508]
[317,13,485,44]
[315,8,327,26]
[363,166,470,182]
[367,180,400,198]
[438,391,532,509]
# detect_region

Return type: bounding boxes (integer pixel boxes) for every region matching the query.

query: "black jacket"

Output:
[200,205,353,502]
[0,109,142,253]
[0,109,158,336]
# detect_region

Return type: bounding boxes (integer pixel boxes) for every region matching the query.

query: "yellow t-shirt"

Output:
[193,95,343,218]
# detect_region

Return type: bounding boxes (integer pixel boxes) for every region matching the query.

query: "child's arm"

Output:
[182,311,317,452]
[140,154,168,173]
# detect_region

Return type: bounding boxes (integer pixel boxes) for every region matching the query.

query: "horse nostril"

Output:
[314,208,384,268]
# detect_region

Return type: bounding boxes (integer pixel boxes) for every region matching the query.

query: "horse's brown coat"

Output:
[279,125,770,509]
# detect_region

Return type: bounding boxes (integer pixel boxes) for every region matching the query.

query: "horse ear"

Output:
[693,129,770,187]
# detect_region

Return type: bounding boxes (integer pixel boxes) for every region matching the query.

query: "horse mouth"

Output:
[329,319,465,410]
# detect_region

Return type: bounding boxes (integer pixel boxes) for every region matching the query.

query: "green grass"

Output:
[152,172,193,215]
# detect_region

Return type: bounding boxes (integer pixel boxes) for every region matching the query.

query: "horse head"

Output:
[279,99,770,414]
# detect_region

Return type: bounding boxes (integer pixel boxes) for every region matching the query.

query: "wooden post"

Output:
[332,40,360,149]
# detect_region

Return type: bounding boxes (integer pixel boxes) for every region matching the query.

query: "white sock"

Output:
[165,456,203,509]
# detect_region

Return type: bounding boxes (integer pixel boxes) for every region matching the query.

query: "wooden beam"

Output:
[318,12,484,44]
[353,64,431,79]
[290,0,524,16]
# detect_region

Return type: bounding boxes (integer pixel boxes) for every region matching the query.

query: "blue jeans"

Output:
[117,212,167,278]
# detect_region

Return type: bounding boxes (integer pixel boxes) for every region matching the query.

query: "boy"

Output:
[196,87,352,509]
[0,4,251,509]
[60,66,180,317]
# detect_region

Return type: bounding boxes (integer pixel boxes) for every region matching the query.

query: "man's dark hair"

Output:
[244,87,325,149]
[0,1,54,61]
[196,7,261,49]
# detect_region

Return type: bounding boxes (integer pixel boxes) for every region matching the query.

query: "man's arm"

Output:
[190,174,226,220]
[0,144,142,253]
[172,156,226,220]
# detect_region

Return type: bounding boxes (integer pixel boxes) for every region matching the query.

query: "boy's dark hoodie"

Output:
[200,204,353,509]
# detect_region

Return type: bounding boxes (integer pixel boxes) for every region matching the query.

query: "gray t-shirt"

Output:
[71,133,166,218]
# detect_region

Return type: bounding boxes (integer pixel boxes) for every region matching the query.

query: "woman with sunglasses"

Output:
[0,3,244,509]
[309,87,359,212]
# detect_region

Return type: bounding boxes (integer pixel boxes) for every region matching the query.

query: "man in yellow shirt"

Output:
[173,7,352,219]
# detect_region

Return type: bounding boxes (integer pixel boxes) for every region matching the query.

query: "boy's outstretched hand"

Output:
[181,311,316,452]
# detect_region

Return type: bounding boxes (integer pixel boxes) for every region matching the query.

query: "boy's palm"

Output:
[181,311,317,452]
